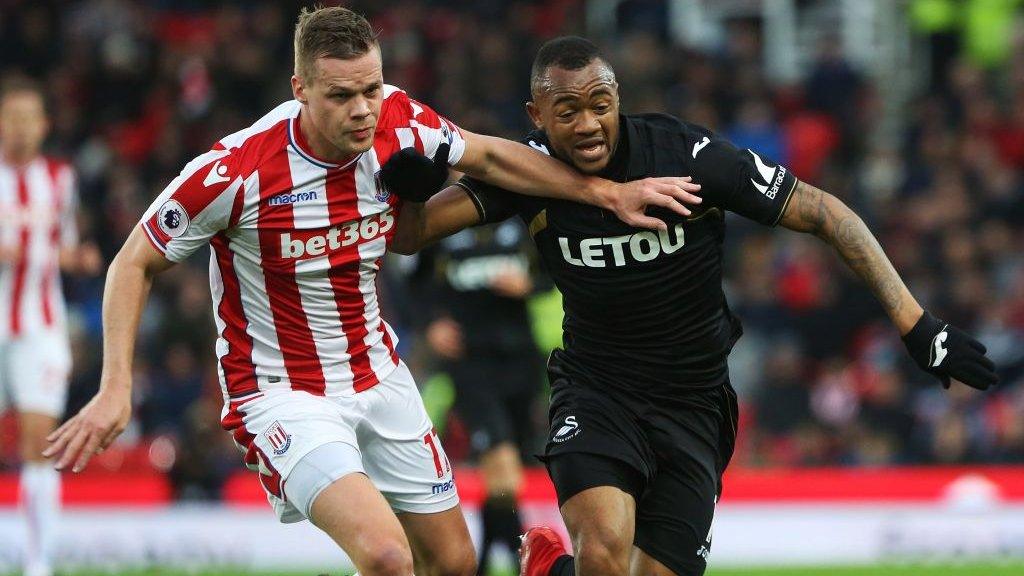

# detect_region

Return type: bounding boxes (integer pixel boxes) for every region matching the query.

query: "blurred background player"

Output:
[0,78,101,576]
[423,219,545,574]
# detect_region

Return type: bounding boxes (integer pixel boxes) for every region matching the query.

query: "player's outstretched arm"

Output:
[455,130,701,230]
[43,228,174,471]
[778,180,997,390]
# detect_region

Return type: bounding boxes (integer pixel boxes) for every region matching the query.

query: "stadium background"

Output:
[1,0,1023,574]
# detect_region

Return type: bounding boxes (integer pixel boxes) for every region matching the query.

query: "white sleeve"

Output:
[406,97,467,166]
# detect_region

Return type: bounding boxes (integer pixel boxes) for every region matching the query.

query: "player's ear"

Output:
[525,101,544,129]
[291,75,308,104]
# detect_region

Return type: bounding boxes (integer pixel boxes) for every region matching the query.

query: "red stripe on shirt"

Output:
[10,170,31,336]
[324,167,378,391]
[370,142,404,371]
[255,128,328,395]
[212,233,258,397]
[379,309,399,366]
[41,160,65,328]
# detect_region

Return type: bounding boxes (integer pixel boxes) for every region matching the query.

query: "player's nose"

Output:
[350,95,372,118]
[574,111,601,136]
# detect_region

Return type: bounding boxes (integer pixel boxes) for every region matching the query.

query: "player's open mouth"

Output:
[574,139,606,161]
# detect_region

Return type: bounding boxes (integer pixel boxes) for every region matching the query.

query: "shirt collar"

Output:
[288,111,363,170]
[622,114,650,181]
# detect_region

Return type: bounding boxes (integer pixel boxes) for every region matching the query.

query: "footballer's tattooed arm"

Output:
[778,180,924,335]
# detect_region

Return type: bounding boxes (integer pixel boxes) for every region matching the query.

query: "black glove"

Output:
[378,142,451,203]
[902,311,998,390]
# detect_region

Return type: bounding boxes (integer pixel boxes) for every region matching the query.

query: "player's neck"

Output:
[296,109,358,166]
[1,149,39,168]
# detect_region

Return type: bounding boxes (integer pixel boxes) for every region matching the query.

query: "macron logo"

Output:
[268,190,319,206]
[204,160,230,187]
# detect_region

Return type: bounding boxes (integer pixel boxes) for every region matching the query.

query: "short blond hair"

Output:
[293,6,379,83]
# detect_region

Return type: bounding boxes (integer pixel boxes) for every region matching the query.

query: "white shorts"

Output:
[0,330,71,418]
[221,362,458,523]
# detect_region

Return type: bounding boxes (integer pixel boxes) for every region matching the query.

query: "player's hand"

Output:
[379,143,451,203]
[902,311,998,390]
[60,243,103,275]
[0,245,20,263]
[601,176,702,230]
[490,267,532,299]
[43,387,132,472]
[78,243,104,275]
[426,317,464,359]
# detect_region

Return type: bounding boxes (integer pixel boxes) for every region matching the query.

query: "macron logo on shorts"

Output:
[431,478,456,495]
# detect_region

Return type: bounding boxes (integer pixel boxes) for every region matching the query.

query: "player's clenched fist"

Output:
[43,387,131,472]
[598,176,702,231]
[902,311,999,390]
[380,142,451,203]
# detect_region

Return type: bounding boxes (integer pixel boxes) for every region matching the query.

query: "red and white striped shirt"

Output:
[139,85,465,399]
[0,157,78,339]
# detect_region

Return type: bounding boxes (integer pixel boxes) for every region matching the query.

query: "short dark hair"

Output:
[294,6,380,83]
[530,36,610,94]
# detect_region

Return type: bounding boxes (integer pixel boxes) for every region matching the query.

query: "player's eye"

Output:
[557,110,576,120]
[365,86,380,96]
[594,104,610,114]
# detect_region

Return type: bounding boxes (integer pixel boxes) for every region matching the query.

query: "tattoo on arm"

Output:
[780,181,921,330]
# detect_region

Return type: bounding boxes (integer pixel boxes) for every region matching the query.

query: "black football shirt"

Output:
[428,219,539,357]
[456,113,798,399]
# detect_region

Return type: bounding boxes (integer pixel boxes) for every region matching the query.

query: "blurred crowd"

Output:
[1,0,1022,499]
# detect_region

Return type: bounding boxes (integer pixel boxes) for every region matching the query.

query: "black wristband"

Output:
[902,310,947,374]
[903,311,943,349]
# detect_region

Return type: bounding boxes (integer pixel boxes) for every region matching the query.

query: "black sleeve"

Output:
[454,175,529,225]
[687,130,799,226]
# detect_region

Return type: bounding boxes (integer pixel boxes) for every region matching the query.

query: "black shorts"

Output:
[447,351,543,455]
[541,357,739,576]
